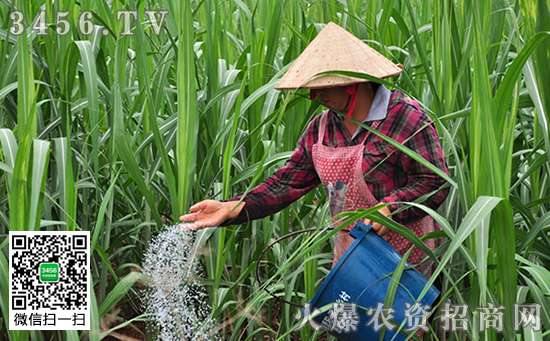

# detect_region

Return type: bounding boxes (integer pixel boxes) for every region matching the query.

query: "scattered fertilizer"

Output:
[142,224,218,340]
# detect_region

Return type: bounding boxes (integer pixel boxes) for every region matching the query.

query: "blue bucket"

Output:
[306,221,440,340]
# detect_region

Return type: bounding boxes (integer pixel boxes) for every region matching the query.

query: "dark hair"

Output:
[369,82,381,90]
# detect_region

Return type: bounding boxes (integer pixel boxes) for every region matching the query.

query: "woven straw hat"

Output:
[275,22,402,90]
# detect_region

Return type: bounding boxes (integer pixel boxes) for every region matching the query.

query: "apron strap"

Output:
[359,120,381,144]
[318,112,382,146]
[317,110,330,144]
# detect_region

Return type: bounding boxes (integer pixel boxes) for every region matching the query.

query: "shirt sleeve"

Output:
[379,102,450,224]
[220,117,321,226]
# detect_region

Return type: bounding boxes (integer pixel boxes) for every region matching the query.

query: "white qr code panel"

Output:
[9,231,90,330]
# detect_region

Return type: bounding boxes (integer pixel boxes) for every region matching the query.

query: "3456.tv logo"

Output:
[8,10,168,37]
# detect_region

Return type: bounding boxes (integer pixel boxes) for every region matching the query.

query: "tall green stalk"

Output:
[175,0,198,217]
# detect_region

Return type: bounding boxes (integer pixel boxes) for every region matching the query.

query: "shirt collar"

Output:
[350,84,391,139]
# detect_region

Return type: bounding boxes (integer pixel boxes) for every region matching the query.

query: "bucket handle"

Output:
[255,224,370,308]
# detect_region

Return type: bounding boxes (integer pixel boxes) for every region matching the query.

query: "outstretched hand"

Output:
[179,200,244,230]
[362,205,392,236]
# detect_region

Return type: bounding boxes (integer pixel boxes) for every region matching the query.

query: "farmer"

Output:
[180,22,449,276]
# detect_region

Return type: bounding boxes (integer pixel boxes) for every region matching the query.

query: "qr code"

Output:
[9,231,90,330]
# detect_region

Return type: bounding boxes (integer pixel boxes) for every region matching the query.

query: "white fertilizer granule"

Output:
[142,224,218,340]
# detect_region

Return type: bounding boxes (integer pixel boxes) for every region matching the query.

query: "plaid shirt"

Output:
[222,90,449,226]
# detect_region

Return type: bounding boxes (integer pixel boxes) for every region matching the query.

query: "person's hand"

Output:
[362,206,392,236]
[179,200,244,230]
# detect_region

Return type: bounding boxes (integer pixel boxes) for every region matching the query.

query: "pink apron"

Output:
[311,111,436,277]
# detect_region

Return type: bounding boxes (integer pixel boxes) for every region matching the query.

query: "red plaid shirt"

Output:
[222,90,449,226]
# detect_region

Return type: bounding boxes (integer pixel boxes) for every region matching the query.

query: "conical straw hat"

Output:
[275,22,402,90]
